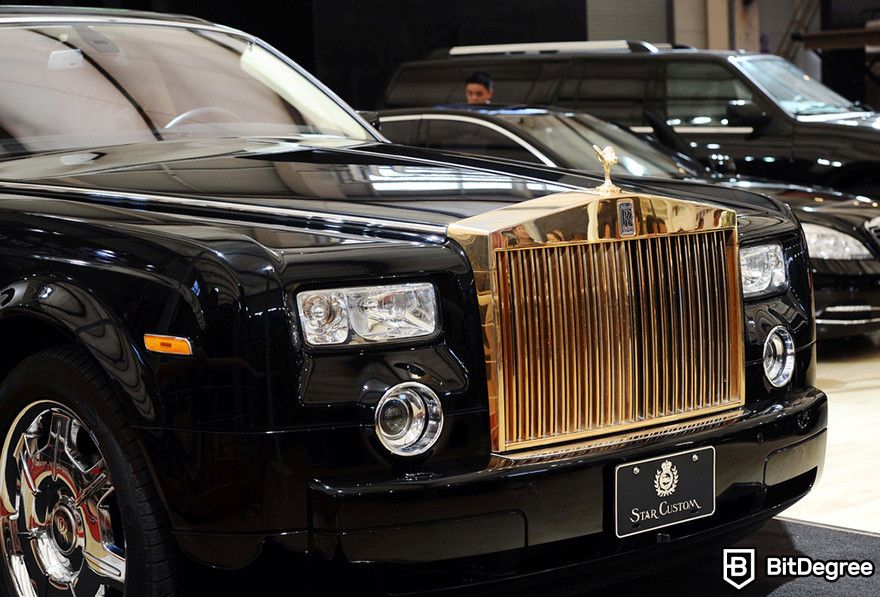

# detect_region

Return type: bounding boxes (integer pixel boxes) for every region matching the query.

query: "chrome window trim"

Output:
[382,114,557,167]
[628,125,754,135]
[673,126,754,134]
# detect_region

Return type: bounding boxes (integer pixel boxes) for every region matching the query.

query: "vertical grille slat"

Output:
[494,230,739,451]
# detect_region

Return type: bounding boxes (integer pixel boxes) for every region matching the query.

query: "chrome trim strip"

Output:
[0,181,448,236]
[796,112,873,122]
[815,317,880,326]
[630,126,654,134]
[823,305,880,313]
[673,126,754,134]
[381,114,557,167]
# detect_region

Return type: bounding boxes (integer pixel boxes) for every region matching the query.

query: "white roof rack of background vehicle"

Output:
[447,40,663,56]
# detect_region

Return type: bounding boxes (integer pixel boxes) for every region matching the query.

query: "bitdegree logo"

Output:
[767,556,874,582]
[723,548,875,589]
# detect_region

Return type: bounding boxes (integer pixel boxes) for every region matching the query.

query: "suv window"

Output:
[421,119,543,163]
[555,60,650,125]
[379,118,420,145]
[664,62,753,127]
[481,64,541,103]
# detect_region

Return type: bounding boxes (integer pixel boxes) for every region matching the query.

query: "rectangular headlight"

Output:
[296,283,437,346]
[739,243,787,298]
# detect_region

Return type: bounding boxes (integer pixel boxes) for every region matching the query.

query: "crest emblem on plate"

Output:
[654,460,679,497]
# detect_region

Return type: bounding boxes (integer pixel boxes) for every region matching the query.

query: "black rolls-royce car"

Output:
[378,105,880,338]
[0,8,826,596]
[387,40,880,196]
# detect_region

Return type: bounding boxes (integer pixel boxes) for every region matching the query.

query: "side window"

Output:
[378,118,420,145]
[483,64,541,103]
[422,119,543,163]
[556,60,650,126]
[664,62,753,127]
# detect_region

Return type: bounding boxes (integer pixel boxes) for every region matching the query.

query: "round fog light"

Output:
[763,326,795,387]
[375,382,443,456]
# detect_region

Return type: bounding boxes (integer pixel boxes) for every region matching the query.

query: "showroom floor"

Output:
[782,334,880,534]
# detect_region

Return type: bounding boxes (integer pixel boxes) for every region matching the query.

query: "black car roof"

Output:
[0,5,212,25]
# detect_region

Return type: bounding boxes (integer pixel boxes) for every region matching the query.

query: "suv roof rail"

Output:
[653,42,697,50]
[445,39,661,57]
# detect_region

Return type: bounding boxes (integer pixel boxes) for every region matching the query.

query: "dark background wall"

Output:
[13,0,586,109]
[311,0,586,109]
[820,0,880,106]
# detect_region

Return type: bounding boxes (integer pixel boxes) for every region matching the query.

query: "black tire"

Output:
[0,346,177,596]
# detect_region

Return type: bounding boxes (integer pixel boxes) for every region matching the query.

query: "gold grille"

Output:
[448,190,744,453]
[495,231,737,450]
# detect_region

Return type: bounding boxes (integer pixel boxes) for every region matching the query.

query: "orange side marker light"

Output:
[144,334,193,356]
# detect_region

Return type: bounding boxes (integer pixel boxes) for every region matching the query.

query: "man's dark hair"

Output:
[465,71,493,90]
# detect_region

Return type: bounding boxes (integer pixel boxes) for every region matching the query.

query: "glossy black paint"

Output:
[387,50,880,195]
[378,105,880,338]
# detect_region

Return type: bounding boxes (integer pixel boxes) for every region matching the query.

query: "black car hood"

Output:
[717,177,880,231]
[0,138,788,237]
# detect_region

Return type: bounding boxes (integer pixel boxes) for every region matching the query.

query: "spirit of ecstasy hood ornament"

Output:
[592,144,621,194]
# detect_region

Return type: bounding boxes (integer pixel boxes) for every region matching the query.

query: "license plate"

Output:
[615,446,716,538]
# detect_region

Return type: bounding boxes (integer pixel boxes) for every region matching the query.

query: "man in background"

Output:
[465,71,493,104]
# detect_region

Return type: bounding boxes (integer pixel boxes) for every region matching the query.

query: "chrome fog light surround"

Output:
[763,326,795,387]
[375,382,443,456]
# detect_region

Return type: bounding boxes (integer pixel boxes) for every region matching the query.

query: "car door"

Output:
[659,60,794,179]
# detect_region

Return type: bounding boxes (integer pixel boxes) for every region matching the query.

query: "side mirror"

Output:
[357,110,382,132]
[726,100,770,130]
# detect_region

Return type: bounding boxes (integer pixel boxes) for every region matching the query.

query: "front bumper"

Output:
[308,387,826,565]
[813,264,880,339]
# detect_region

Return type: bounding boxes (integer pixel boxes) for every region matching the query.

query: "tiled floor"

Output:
[779,334,880,534]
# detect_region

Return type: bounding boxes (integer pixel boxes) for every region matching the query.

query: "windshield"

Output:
[495,112,693,178]
[0,23,373,156]
[735,57,856,116]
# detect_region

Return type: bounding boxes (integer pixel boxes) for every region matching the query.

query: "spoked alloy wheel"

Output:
[1,401,125,596]
[0,347,177,597]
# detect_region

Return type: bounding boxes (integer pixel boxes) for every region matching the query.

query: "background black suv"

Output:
[386,41,880,196]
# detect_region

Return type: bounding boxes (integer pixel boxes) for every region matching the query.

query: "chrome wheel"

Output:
[0,401,125,596]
